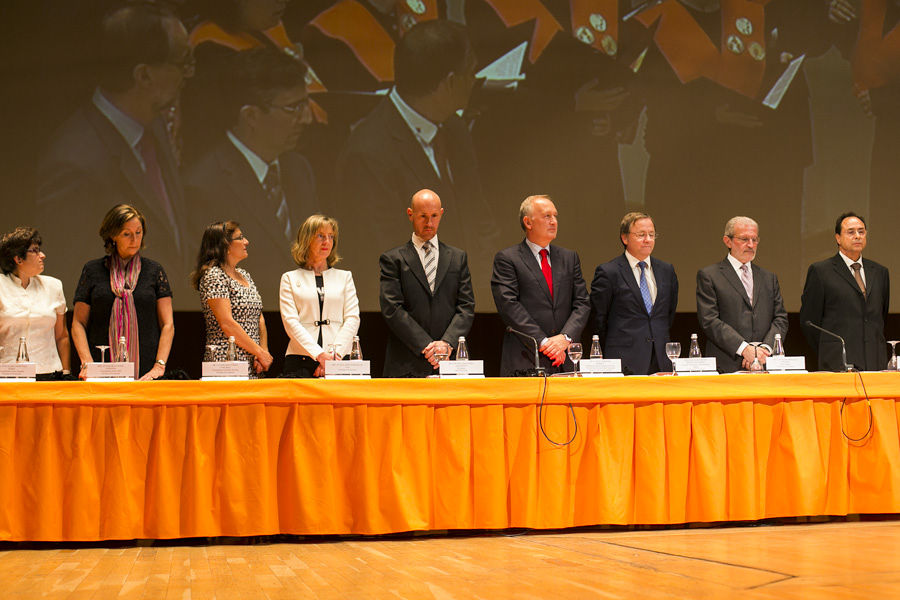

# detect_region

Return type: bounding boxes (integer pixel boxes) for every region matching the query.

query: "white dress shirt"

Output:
[389,87,443,177]
[412,232,440,275]
[624,250,657,304]
[727,253,753,357]
[93,88,146,171]
[838,251,866,286]
[0,273,66,373]
[525,238,551,268]
[227,130,281,185]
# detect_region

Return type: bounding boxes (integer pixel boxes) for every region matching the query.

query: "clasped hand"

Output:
[423,340,452,369]
[541,334,570,367]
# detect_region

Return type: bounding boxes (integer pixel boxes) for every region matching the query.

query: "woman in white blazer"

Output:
[279,215,360,377]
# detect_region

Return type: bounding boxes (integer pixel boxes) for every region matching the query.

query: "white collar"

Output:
[726,253,750,272]
[412,232,439,250]
[624,250,651,270]
[838,250,863,269]
[93,87,144,151]
[525,238,550,256]
[389,87,439,144]
[227,130,278,184]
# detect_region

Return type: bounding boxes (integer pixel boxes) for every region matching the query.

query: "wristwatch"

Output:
[155,360,166,367]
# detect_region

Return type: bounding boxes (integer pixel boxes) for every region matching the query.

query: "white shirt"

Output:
[0,274,66,373]
[525,238,551,269]
[624,250,657,304]
[727,253,753,356]
[227,130,281,185]
[838,250,866,287]
[93,88,146,171]
[389,87,442,177]
[412,233,440,276]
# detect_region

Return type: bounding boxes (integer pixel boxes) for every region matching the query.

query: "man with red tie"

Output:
[491,195,590,376]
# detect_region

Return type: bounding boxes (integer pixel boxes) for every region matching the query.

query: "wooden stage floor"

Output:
[2,520,898,599]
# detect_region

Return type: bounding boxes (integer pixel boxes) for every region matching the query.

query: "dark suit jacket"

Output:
[379,240,475,377]
[799,254,890,371]
[336,97,498,302]
[696,258,788,373]
[36,103,192,300]
[590,254,678,375]
[185,139,319,307]
[491,241,590,376]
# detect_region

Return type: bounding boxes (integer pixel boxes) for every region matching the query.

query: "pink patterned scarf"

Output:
[108,252,141,377]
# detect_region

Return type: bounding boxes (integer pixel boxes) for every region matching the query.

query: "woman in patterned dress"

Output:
[191,220,272,377]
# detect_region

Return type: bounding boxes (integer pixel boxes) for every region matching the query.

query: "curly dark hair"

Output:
[0,227,42,275]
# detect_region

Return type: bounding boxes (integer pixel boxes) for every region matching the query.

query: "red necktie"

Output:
[540,248,553,299]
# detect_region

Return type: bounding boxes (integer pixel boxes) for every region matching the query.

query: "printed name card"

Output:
[578,358,623,377]
[439,360,485,378]
[85,362,135,381]
[201,361,249,380]
[673,357,718,374]
[0,363,37,380]
[766,356,807,372]
[325,360,371,379]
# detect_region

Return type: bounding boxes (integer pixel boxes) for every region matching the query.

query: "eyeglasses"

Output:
[269,98,311,117]
[26,247,42,255]
[230,234,246,242]
[629,232,658,241]
[730,236,760,244]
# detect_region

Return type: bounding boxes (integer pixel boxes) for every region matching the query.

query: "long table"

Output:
[1,373,899,542]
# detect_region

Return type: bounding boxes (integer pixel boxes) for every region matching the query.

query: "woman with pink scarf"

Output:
[71,204,175,380]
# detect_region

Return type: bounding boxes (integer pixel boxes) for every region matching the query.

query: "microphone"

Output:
[805,321,853,372]
[506,326,546,376]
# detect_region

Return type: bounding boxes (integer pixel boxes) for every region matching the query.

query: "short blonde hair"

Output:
[290,214,341,268]
[519,194,551,231]
[619,211,652,247]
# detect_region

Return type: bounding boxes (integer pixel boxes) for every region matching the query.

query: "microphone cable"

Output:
[841,368,873,443]
[537,372,578,446]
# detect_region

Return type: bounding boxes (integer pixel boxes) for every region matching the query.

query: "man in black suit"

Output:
[590,212,678,375]
[36,3,194,299]
[379,188,475,377]
[336,19,497,305]
[800,212,890,371]
[696,216,788,373]
[491,195,590,376]
[185,48,318,307]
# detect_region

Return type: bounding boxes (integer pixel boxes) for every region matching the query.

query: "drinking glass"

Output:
[665,342,681,375]
[205,344,219,362]
[568,343,582,376]
[433,345,450,363]
[326,344,338,360]
[95,345,110,363]
[887,341,899,371]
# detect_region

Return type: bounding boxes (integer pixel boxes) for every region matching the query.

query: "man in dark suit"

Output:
[185,48,318,307]
[36,3,194,299]
[696,216,788,373]
[336,19,497,305]
[379,188,475,377]
[590,212,678,375]
[491,195,590,376]
[800,212,890,371]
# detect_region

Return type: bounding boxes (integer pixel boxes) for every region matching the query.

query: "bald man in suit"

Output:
[696,216,788,372]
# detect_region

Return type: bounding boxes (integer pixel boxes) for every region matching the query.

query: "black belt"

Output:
[315,319,331,326]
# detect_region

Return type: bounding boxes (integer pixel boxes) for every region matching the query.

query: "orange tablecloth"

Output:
[1,374,898,541]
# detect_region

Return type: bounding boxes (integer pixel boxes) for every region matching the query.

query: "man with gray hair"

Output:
[696,216,788,372]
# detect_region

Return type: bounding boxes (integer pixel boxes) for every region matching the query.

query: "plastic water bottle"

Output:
[15,337,29,362]
[350,336,363,360]
[589,335,603,359]
[689,333,702,358]
[115,336,128,362]
[456,336,469,360]
[772,334,784,357]
[226,336,237,361]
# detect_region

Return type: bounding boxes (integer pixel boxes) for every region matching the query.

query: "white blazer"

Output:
[279,267,360,358]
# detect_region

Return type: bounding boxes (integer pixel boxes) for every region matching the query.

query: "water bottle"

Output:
[689,333,702,358]
[772,334,784,357]
[15,337,29,362]
[226,336,237,361]
[589,335,603,359]
[115,336,128,362]
[456,336,469,360]
[350,336,363,360]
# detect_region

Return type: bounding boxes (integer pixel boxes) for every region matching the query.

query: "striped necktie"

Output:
[423,240,436,292]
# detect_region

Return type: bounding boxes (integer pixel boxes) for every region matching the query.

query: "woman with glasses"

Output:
[0,227,71,376]
[71,204,174,380]
[279,215,360,378]
[192,221,272,377]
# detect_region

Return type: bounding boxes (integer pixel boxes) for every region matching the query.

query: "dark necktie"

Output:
[851,262,867,298]
[431,126,452,183]
[540,248,553,299]
[263,163,292,242]
[137,133,180,253]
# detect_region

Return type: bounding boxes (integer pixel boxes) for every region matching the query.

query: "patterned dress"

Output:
[199,266,263,378]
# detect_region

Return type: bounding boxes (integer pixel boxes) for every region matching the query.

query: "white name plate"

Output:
[579,358,622,375]
[201,361,249,380]
[325,360,371,379]
[85,362,135,381]
[439,360,485,378]
[0,363,37,380]
[766,356,807,372]
[674,357,718,374]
